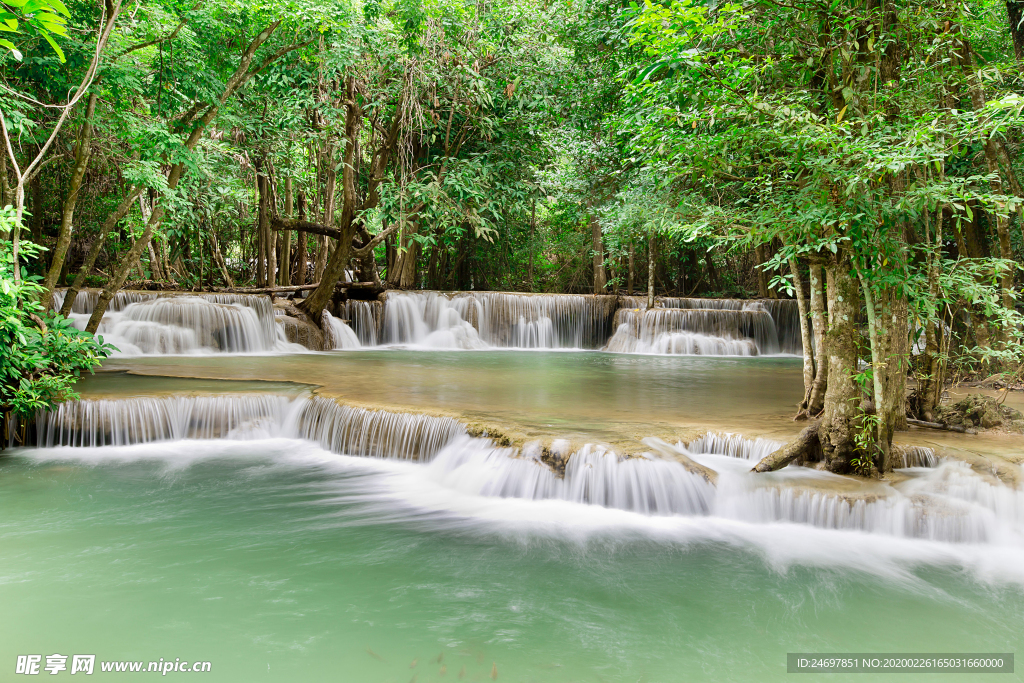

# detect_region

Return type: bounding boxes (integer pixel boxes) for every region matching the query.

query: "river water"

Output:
[4,294,1024,681]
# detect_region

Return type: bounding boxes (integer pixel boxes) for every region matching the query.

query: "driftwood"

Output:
[751,420,821,472]
[907,418,978,435]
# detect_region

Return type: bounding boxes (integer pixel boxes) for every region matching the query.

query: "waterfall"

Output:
[31,393,1021,543]
[377,291,617,349]
[338,299,382,346]
[36,395,296,447]
[605,308,779,355]
[99,297,278,354]
[322,311,361,349]
[381,292,488,349]
[612,296,801,355]
[426,438,716,516]
[53,290,297,355]
[685,432,786,462]
[295,397,466,461]
[36,395,466,461]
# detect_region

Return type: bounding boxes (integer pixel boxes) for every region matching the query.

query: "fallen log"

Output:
[270,216,343,241]
[907,418,978,435]
[751,420,820,472]
[210,281,379,295]
[212,284,321,294]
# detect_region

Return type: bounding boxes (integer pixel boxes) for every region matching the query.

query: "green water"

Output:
[102,351,806,440]
[2,440,1023,682]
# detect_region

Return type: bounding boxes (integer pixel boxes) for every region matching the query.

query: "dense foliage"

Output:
[1,210,110,443]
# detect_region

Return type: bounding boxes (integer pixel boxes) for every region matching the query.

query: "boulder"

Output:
[276,314,325,351]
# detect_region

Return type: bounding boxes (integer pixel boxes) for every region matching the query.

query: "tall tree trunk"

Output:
[646,234,656,309]
[958,30,1020,312]
[919,208,944,421]
[790,256,815,414]
[817,258,862,473]
[41,93,97,308]
[858,268,889,471]
[279,176,292,286]
[293,191,308,285]
[1007,1,1024,63]
[807,262,829,414]
[590,213,606,294]
[628,243,635,295]
[754,244,769,298]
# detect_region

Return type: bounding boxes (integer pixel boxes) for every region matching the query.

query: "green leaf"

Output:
[0,37,22,60]
[40,29,64,62]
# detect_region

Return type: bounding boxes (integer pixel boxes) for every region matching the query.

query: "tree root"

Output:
[751,420,821,472]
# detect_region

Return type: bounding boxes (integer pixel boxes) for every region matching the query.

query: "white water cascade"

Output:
[33,393,1024,546]
[370,291,618,349]
[322,311,362,349]
[52,290,301,356]
[606,298,799,356]
[36,395,467,461]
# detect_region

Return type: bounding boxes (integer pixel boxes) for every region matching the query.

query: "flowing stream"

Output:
[5,293,1023,682]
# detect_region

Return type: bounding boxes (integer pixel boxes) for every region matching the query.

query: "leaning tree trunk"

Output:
[83,20,288,333]
[41,93,97,309]
[58,186,145,319]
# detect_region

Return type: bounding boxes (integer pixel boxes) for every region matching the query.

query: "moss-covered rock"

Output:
[934,394,1024,432]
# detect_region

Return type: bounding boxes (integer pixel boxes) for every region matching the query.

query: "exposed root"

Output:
[751,420,821,473]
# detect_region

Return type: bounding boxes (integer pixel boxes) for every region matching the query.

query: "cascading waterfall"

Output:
[34,392,1021,545]
[53,290,298,355]
[377,291,617,349]
[322,311,361,349]
[100,297,277,354]
[606,308,779,355]
[36,395,296,447]
[611,296,801,356]
[428,438,716,516]
[295,397,467,461]
[36,394,466,462]
[685,432,786,462]
[338,299,382,346]
[53,288,799,355]
[381,292,488,349]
